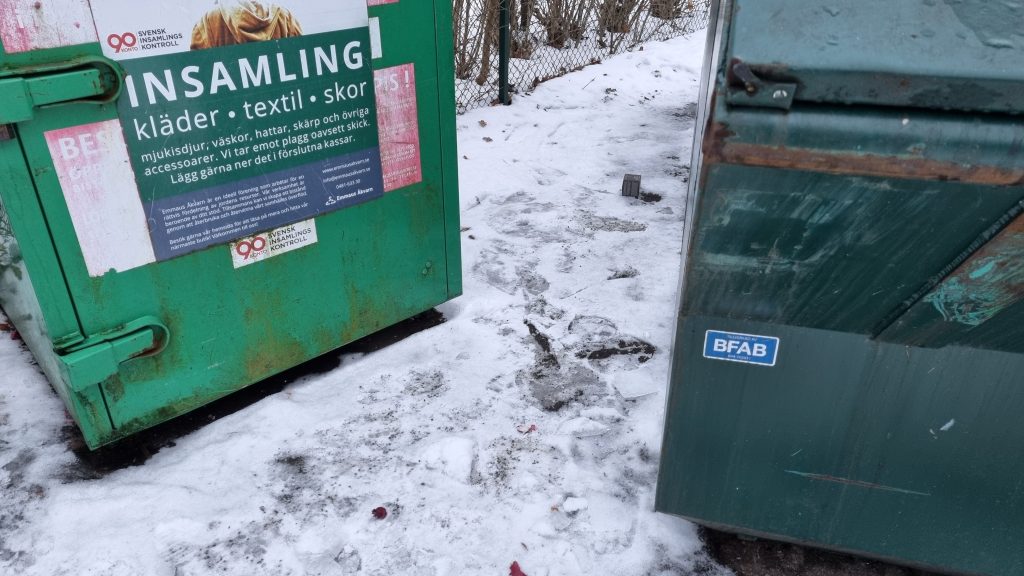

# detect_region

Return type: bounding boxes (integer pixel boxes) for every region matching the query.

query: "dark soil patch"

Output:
[524,319,559,368]
[608,267,639,280]
[576,338,656,363]
[538,387,584,412]
[702,528,947,576]
[274,454,308,473]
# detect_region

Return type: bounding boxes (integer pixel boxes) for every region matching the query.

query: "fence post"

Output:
[498,0,512,105]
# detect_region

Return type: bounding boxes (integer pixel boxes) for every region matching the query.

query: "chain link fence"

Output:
[454,0,712,113]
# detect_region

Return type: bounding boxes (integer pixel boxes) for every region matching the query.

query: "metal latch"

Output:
[0,59,121,124]
[58,316,170,392]
[726,59,798,111]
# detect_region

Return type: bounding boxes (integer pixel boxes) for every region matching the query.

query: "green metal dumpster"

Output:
[656,1,1024,574]
[0,0,460,449]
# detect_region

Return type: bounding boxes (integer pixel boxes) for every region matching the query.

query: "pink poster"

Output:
[374,63,423,193]
[45,120,156,276]
[0,0,96,53]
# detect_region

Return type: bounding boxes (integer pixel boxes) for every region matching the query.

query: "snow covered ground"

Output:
[0,31,730,576]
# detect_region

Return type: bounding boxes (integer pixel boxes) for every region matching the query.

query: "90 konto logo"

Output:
[106,32,138,53]
[235,236,268,260]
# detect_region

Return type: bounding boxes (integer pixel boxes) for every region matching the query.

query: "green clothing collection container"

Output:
[0,0,461,449]
[656,1,1024,574]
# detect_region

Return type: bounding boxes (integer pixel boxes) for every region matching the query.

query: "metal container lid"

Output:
[727,0,1024,114]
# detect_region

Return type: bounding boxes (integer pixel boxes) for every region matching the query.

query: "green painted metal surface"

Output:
[728,0,1024,114]
[0,1,461,449]
[656,1,1024,574]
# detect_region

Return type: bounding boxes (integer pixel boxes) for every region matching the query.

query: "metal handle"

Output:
[0,58,122,124]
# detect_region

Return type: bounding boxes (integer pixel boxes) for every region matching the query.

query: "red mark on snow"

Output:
[516,424,538,434]
[371,506,388,519]
[510,561,528,576]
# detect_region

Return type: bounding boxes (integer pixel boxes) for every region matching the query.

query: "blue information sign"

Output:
[703,330,780,367]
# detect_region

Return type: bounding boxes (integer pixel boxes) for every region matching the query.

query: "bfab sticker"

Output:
[703,330,780,367]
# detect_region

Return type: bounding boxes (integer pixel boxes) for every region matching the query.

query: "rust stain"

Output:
[785,470,931,497]
[312,325,337,354]
[696,119,733,193]
[339,278,388,344]
[101,374,125,403]
[703,121,735,163]
[114,395,217,440]
[244,337,305,382]
[704,127,1024,186]
[239,280,310,382]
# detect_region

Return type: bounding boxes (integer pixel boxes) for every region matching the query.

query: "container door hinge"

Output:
[0,59,121,124]
[726,59,797,111]
[58,316,170,392]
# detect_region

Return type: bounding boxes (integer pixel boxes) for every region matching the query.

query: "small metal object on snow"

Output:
[622,174,641,198]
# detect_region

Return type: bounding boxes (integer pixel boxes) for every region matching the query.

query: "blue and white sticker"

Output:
[703,330,779,367]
